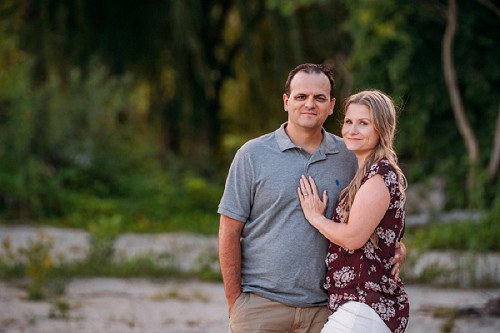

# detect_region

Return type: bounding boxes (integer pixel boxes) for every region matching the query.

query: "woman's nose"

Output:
[349,124,359,134]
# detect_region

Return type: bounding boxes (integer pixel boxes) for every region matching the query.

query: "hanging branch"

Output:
[488,103,500,181]
[442,0,480,186]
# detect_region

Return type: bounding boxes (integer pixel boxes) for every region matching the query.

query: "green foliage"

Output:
[48,298,71,320]
[342,0,499,208]
[19,231,55,299]
[57,253,179,278]
[0,0,498,232]
[0,230,221,289]
[32,161,223,234]
[94,162,222,234]
[413,262,454,286]
[408,200,500,253]
[56,252,222,280]
[86,215,122,264]
[0,37,223,233]
[343,0,413,91]
[0,39,144,218]
[0,231,56,299]
[266,0,331,15]
[0,236,24,278]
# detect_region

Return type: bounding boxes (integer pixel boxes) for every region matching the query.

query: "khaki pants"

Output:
[229,292,330,333]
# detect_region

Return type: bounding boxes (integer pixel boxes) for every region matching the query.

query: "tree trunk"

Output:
[442,0,480,188]
[488,104,500,181]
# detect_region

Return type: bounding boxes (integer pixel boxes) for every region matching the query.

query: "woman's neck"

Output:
[355,152,370,169]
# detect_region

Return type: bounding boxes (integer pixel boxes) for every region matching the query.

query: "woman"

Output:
[298,90,409,333]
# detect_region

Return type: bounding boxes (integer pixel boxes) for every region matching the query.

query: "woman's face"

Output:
[341,103,380,159]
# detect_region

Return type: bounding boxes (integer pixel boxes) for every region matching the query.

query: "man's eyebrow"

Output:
[293,92,328,98]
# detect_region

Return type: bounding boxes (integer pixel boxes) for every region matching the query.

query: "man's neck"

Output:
[284,123,323,155]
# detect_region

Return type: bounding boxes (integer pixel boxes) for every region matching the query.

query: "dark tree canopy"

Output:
[0,0,498,220]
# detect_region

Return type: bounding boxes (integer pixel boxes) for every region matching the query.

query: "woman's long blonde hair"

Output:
[338,90,406,222]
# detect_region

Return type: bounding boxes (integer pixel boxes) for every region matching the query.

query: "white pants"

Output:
[321,301,392,333]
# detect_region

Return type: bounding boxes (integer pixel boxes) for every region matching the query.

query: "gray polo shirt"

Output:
[218,123,357,307]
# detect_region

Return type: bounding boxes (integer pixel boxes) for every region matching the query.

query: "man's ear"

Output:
[283,93,289,112]
[329,97,336,115]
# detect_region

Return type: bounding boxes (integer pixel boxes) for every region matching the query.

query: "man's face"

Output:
[283,71,335,132]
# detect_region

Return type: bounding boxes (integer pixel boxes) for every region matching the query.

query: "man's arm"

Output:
[390,241,407,280]
[219,214,244,315]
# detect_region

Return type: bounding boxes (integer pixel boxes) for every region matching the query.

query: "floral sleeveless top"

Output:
[324,159,409,333]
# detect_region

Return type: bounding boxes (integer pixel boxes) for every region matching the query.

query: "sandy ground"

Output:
[0,278,227,333]
[1,225,500,333]
[1,279,500,333]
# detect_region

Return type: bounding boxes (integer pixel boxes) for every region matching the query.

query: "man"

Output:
[218,63,405,333]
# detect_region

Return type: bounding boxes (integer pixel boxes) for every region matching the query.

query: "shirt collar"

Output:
[274,122,339,155]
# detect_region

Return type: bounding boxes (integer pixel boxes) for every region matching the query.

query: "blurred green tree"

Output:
[0,0,498,224]
[340,0,499,207]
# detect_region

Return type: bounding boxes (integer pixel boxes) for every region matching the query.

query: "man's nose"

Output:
[304,96,315,107]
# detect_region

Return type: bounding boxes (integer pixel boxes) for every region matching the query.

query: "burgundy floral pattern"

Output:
[325,159,409,333]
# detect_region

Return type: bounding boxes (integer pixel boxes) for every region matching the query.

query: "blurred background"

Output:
[0,0,499,301]
[0,1,499,332]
